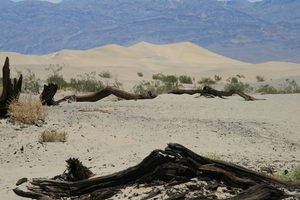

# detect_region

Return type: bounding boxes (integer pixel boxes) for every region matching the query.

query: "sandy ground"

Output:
[1,42,300,199]
[1,92,300,199]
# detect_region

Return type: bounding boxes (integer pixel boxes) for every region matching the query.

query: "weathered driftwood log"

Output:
[13,143,299,200]
[167,88,202,95]
[201,86,266,101]
[0,57,22,117]
[40,83,157,105]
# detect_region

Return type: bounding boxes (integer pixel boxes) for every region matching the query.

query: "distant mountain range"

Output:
[0,0,299,63]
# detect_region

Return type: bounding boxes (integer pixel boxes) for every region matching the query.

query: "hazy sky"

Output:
[12,0,263,3]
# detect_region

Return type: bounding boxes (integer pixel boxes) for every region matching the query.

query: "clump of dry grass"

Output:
[205,152,222,160]
[39,130,68,143]
[7,95,48,125]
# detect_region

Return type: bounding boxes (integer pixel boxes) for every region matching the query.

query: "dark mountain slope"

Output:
[0,0,299,63]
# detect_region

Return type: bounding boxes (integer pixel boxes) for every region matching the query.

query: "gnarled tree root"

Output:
[13,143,299,199]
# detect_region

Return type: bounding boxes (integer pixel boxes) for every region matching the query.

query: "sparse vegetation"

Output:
[197,77,216,86]
[214,75,222,82]
[272,167,300,182]
[197,75,222,86]
[277,79,300,94]
[39,130,68,142]
[256,84,278,94]
[7,95,48,125]
[69,71,105,92]
[133,73,180,94]
[45,64,68,89]
[132,80,165,94]
[236,74,245,79]
[99,70,112,78]
[256,79,300,94]
[256,75,265,82]
[18,69,42,94]
[137,72,143,77]
[152,73,179,89]
[111,74,123,89]
[179,75,193,84]
[224,75,253,92]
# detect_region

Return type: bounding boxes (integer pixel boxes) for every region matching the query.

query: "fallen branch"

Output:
[40,83,157,105]
[167,88,202,95]
[13,143,299,199]
[200,86,266,101]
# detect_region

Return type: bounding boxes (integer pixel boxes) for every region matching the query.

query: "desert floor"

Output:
[1,91,300,199]
[1,42,300,199]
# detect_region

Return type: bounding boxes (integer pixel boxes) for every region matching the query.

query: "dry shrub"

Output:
[7,95,48,125]
[39,130,68,142]
[205,152,222,160]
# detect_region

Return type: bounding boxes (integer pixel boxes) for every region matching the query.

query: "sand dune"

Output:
[1,42,300,90]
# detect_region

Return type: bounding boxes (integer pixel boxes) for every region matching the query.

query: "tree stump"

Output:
[0,57,22,117]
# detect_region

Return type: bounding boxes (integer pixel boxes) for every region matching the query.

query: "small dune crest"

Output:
[129,41,245,65]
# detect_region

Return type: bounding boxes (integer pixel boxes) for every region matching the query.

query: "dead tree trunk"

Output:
[200,86,266,101]
[0,57,22,117]
[167,88,203,95]
[40,83,157,105]
[13,143,299,200]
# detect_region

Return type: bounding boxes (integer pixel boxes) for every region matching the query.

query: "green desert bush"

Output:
[137,72,143,77]
[7,95,48,125]
[69,71,105,92]
[214,75,222,82]
[256,75,265,82]
[179,75,193,84]
[39,130,68,142]
[17,69,41,94]
[256,84,278,94]
[224,75,253,92]
[133,72,182,95]
[150,73,179,92]
[277,79,300,94]
[132,80,166,95]
[256,80,300,94]
[163,75,178,88]
[273,167,300,182]
[45,64,68,89]
[197,75,222,86]
[197,77,216,86]
[152,73,178,87]
[99,70,112,78]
